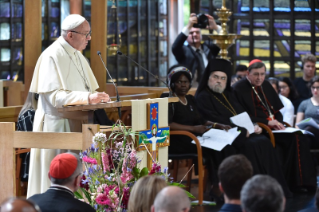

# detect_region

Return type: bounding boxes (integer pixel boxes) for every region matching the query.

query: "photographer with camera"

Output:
[172,13,221,86]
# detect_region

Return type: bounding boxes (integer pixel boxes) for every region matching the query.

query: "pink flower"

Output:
[149,162,161,175]
[101,152,110,172]
[83,156,97,165]
[121,187,130,209]
[96,193,111,205]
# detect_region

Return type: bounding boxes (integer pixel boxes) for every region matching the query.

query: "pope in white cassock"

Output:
[27,14,110,197]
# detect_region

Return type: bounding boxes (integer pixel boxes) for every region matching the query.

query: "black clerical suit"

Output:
[172,32,220,82]
[233,78,317,189]
[29,186,96,212]
[195,87,292,197]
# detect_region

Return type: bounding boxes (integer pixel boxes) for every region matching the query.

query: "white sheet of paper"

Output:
[272,127,303,134]
[296,118,319,130]
[192,127,241,151]
[230,112,254,134]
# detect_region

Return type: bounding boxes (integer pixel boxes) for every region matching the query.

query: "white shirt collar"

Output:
[51,183,74,193]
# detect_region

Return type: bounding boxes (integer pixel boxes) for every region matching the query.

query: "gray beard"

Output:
[208,84,225,94]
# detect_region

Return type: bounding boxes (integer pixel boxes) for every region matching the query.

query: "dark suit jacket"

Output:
[29,187,95,212]
[218,203,242,212]
[172,32,220,81]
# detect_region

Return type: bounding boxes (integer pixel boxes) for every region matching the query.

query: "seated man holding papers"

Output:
[232,59,317,192]
[195,58,291,197]
[167,65,236,200]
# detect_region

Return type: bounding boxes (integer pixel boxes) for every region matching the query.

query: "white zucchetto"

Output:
[61,14,86,31]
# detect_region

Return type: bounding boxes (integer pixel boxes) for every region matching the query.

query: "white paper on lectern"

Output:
[191,127,241,151]
[230,112,254,134]
[296,118,319,130]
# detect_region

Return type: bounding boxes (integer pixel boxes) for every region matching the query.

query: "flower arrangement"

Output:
[74,121,180,212]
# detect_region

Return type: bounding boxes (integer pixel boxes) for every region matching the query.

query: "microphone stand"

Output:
[116,51,173,97]
[97,51,121,119]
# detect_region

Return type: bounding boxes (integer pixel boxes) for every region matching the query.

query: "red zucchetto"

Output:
[249,59,263,67]
[49,153,77,179]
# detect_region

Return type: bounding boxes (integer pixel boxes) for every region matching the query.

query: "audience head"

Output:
[247,59,267,87]
[268,77,279,94]
[61,14,91,51]
[0,197,41,212]
[241,175,285,212]
[301,54,316,80]
[218,155,253,201]
[310,76,319,98]
[128,175,167,212]
[235,64,248,79]
[196,58,232,96]
[152,186,190,212]
[48,152,83,192]
[278,77,299,100]
[167,65,192,96]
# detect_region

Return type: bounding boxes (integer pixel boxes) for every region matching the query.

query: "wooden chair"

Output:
[257,123,276,147]
[170,131,204,205]
[15,148,30,196]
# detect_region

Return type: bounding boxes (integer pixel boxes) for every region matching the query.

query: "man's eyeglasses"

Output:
[70,30,91,38]
[311,86,319,90]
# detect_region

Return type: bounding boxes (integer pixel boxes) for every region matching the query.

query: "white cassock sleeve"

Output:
[45,89,90,108]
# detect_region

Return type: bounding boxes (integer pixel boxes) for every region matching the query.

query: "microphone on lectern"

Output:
[116,50,172,97]
[97,51,121,119]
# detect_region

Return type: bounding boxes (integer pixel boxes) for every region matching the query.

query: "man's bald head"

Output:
[0,197,41,212]
[152,186,190,212]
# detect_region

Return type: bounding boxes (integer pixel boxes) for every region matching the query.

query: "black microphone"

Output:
[116,51,172,97]
[97,51,121,119]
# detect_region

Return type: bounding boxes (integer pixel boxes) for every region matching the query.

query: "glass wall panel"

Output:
[253,19,269,36]
[254,40,270,57]
[295,40,311,58]
[274,20,290,37]
[295,20,311,37]
[235,20,250,36]
[236,40,249,56]
[1,48,10,61]
[0,2,10,17]
[274,40,290,57]
[0,23,10,40]
[274,61,290,77]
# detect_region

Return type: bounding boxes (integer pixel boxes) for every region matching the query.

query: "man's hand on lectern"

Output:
[89,92,110,104]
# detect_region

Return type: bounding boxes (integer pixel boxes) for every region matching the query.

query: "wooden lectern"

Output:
[0,98,177,203]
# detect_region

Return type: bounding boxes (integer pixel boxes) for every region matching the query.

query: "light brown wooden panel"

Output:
[3,81,23,106]
[70,0,82,14]
[0,106,22,122]
[0,122,16,201]
[91,0,107,92]
[24,0,42,100]
[14,132,83,149]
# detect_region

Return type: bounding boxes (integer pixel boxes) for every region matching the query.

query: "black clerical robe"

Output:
[196,87,292,197]
[233,78,316,189]
[169,95,236,185]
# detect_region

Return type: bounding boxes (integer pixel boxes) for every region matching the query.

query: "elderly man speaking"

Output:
[27,14,110,197]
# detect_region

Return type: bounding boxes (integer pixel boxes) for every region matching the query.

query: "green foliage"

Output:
[132,167,149,180]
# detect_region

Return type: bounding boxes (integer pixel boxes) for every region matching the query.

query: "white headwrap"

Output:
[61,14,86,30]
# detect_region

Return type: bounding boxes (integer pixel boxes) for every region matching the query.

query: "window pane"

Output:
[12,3,23,17]
[274,20,290,37]
[1,71,10,79]
[0,23,10,40]
[0,2,10,17]
[254,0,269,7]
[274,40,290,57]
[50,22,60,39]
[13,47,23,65]
[295,20,311,37]
[42,0,47,17]
[237,40,249,56]
[253,19,269,36]
[295,40,311,58]
[84,0,91,17]
[274,61,290,77]
[51,1,60,18]
[1,48,11,62]
[12,23,22,41]
[235,20,250,36]
[254,40,270,57]
[159,0,167,15]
